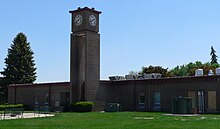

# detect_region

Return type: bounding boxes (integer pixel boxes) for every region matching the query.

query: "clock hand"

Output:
[77,18,81,22]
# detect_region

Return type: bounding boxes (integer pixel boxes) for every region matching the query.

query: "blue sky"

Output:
[0,0,220,82]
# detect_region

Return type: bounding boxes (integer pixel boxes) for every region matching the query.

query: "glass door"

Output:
[198,91,205,113]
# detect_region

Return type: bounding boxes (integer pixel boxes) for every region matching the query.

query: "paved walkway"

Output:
[1,113,55,120]
[164,114,200,117]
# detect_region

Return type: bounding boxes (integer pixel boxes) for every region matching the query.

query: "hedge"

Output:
[71,101,94,112]
[0,104,24,110]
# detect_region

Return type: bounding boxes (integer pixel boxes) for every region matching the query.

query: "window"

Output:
[198,91,204,113]
[154,92,160,109]
[35,95,38,104]
[139,93,145,108]
[45,93,49,106]
[34,94,39,108]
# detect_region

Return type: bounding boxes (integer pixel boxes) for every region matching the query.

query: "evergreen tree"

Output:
[210,46,218,64]
[0,77,7,103]
[1,32,37,85]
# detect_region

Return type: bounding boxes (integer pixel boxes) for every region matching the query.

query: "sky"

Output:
[0,0,220,83]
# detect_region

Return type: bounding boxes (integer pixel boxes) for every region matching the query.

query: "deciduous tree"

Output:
[140,65,169,77]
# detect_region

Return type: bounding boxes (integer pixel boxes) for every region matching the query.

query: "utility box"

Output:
[104,103,120,112]
[172,97,192,114]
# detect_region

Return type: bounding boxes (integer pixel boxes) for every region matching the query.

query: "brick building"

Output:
[7,7,220,113]
[8,75,220,113]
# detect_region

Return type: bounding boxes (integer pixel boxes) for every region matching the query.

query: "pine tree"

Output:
[0,77,7,103]
[210,46,218,64]
[1,33,37,84]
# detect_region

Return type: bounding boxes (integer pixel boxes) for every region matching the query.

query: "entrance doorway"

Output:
[154,92,161,110]
[60,92,70,111]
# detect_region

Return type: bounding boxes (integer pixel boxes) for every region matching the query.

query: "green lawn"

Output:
[0,112,220,129]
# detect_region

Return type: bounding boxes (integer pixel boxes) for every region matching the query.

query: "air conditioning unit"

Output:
[143,73,162,79]
[216,68,220,75]
[109,76,125,81]
[195,69,203,76]
[109,76,119,81]
[118,76,125,81]
[125,75,138,80]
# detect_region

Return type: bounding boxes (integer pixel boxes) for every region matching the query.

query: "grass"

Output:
[0,112,220,129]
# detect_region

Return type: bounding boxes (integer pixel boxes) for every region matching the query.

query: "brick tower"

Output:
[69,7,101,103]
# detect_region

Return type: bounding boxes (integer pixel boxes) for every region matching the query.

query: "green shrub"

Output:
[0,104,24,110]
[71,101,94,112]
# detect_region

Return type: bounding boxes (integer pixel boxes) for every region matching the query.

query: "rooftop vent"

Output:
[143,73,162,79]
[109,76,125,81]
[125,75,138,80]
[118,76,125,81]
[195,69,203,76]
[208,69,213,76]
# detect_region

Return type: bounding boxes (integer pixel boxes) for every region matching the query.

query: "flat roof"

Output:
[9,82,70,87]
[8,75,220,87]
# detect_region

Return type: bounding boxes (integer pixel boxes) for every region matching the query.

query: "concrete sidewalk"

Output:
[0,113,55,120]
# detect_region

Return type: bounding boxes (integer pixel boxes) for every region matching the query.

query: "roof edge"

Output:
[69,7,101,14]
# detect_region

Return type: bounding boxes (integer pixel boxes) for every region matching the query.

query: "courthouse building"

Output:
[8,7,220,113]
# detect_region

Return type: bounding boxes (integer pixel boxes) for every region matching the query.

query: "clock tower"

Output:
[69,7,101,103]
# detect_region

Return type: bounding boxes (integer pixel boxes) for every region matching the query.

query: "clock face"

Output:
[89,15,97,26]
[74,14,83,26]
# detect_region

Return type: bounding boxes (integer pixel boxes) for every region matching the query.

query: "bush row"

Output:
[0,104,24,110]
[71,101,94,112]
